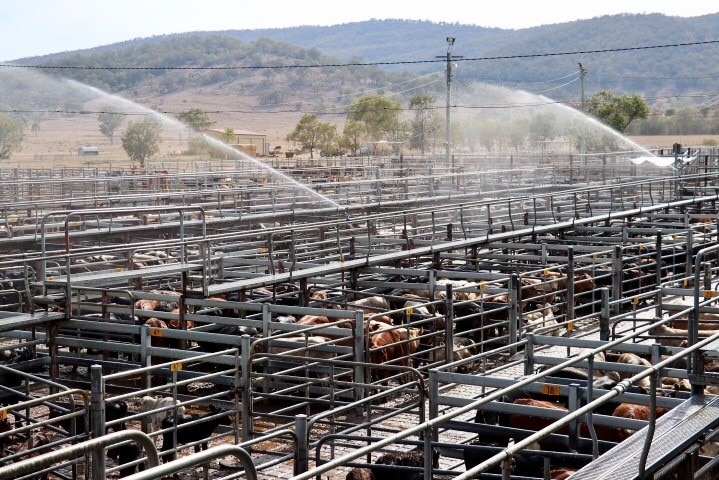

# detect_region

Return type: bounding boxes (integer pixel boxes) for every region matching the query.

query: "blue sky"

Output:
[2,0,718,61]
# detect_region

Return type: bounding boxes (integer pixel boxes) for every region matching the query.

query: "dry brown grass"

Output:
[9,92,717,171]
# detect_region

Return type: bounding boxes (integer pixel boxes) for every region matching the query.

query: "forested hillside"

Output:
[18,14,719,106]
[8,14,719,138]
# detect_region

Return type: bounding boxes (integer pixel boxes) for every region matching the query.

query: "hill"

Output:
[17,15,719,104]
[4,14,719,162]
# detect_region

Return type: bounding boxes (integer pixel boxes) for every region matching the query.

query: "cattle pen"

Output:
[0,149,718,479]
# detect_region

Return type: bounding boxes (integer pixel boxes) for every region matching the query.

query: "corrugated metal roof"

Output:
[203,128,265,136]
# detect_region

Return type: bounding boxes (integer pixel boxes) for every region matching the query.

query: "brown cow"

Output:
[550,468,577,480]
[610,402,670,441]
[348,296,391,314]
[614,352,652,389]
[367,322,421,383]
[508,398,569,434]
[649,324,719,347]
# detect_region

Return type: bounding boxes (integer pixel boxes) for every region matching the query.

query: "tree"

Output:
[286,114,337,158]
[0,114,25,159]
[347,95,401,141]
[187,136,211,155]
[528,112,557,147]
[121,118,162,167]
[221,127,236,144]
[177,108,215,131]
[98,107,124,144]
[408,94,441,155]
[340,120,366,156]
[586,90,649,133]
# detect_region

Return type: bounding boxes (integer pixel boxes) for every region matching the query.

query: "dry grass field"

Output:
[8,96,719,172]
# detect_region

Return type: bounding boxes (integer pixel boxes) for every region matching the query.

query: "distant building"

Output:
[202,128,266,156]
[77,146,99,156]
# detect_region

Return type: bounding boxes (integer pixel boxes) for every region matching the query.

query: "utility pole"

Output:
[579,63,587,166]
[437,37,462,171]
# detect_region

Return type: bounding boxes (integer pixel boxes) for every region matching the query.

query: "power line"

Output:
[2,39,718,71]
[8,91,719,118]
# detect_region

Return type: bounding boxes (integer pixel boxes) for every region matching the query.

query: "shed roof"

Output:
[204,128,265,136]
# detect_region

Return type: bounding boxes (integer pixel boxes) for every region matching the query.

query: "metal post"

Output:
[655,231,663,318]
[686,229,694,278]
[424,425,434,480]
[428,370,439,441]
[524,333,535,376]
[444,284,454,366]
[599,288,611,341]
[90,365,105,480]
[509,274,520,352]
[295,414,309,475]
[240,335,252,443]
[568,384,579,452]
[353,310,365,399]
[566,247,575,327]
[612,246,623,313]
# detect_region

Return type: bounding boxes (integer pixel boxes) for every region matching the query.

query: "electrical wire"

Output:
[2,39,718,71]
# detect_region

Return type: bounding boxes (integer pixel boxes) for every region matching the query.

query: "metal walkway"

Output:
[43,263,203,287]
[570,394,719,480]
[0,311,65,333]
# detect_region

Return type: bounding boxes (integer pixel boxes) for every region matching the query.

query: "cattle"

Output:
[661,376,691,391]
[0,417,12,456]
[669,317,719,330]
[520,277,559,307]
[649,324,719,347]
[12,431,53,479]
[138,396,186,433]
[296,315,348,328]
[49,399,128,435]
[464,435,544,478]
[550,468,577,479]
[507,398,570,434]
[0,349,37,409]
[273,315,297,324]
[622,259,658,304]
[346,447,439,480]
[609,402,670,442]
[347,296,391,315]
[195,324,259,353]
[522,303,559,335]
[144,318,169,359]
[368,323,422,383]
[611,352,653,389]
[134,290,181,312]
[167,310,193,331]
[370,447,439,480]
[401,297,441,322]
[107,442,145,478]
[160,405,228,462]
[134,298,161,311]
[424,335,478,373]
[414,279,478,304]
[265,335,337,379]
[295,315,354,346]
[346,468,374,480]
[454,300,510,342]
